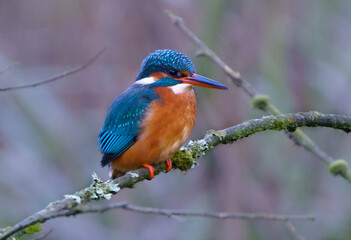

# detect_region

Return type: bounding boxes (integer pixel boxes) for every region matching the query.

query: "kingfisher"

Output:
[98,49,228,179]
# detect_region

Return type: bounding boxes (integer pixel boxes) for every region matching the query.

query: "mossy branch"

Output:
[1,111,350,240]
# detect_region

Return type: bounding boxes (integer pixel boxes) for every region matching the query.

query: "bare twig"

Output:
[83,202,314,222]
[0,48,106,92]
[164,10,342,173]
[55,201,315,222]
[1,111,350,240]
[165,10,257,97]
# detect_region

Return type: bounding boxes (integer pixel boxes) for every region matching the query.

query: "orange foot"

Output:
[166,158,172,173]
[142,163,155,179]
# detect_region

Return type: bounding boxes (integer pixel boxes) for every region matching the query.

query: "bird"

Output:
[98,49,229,179]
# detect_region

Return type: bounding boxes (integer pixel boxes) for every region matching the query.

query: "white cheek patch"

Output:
[135,77,156,85]
[170,83,193,94]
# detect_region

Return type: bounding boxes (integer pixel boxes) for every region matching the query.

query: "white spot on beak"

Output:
[136,76,156,85]
[170,83,193,94]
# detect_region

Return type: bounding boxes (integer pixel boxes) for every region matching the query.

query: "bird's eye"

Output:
[169,69,183,78]
[168,69,177,77]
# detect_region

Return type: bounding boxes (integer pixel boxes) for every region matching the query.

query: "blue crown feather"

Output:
[136,49,195,80]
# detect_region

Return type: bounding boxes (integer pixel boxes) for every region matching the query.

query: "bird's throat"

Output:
[169,83,193,94]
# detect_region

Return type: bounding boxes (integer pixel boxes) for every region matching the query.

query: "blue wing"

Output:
[98,83,159,167]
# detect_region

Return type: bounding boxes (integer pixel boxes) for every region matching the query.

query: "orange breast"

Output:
[110,87,197,173]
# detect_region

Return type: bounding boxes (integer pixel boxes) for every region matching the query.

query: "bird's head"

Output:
[135,49,228,93]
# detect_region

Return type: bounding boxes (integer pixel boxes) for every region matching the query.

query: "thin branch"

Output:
[83,202,314,222]
[0,48,106,92]
[50,201,315,222]
[1,111,350,240]
[165,10,257,97]
[164,10,341,173]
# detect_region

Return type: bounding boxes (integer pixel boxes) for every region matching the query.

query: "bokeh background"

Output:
[1,0,351,239]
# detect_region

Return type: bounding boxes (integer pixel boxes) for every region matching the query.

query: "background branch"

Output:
[1,111,349,240]
[165,10,342,174]
[81,202,314,222]
[42,200,314,222]
[0,48,106,92]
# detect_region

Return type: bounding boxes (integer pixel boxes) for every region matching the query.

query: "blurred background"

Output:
[1,0,351,239]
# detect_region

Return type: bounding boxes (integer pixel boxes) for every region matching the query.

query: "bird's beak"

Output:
[181,74,229,90]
